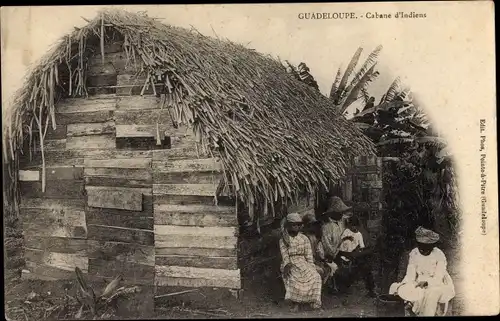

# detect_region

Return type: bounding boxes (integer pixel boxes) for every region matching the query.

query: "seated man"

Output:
[335,216,377,297]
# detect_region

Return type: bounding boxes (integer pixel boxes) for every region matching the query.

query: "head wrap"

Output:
[286,212,303,223]
[281,213,303,248]
[415,226,440,244]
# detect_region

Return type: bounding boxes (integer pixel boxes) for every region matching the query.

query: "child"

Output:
[339,216,365,262]
[337,216,376,297]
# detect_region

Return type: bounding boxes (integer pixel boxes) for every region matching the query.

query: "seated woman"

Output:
[279,213,322,312]
[301,213,338,285]
[389,226,455,316]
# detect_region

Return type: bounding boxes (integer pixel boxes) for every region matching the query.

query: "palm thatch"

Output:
[2,9,375,216]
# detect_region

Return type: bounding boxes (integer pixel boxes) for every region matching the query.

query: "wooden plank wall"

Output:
[152,129,241,290]
[18,42,240,294]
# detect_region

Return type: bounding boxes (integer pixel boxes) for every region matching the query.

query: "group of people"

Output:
[278,196,456,316]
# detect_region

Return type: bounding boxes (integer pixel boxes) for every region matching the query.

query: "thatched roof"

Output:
[3,9,375,213]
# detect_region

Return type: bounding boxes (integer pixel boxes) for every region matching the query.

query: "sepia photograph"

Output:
[2,2,497,319]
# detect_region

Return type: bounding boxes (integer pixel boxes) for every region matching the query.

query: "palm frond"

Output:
[345,45,383,94]
[329,67,343,99]
[383,76,401,102]
[331,47,363,103]
[340,65,379,114]
[361,87,371,104]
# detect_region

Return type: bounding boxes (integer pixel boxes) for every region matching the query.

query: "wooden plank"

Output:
[115,124,178,138]
[89,258,154,284]
[155,235,237,249]
[60,95,116,105]
[155,255,237,270]
[22,261,77,280]
[153,184,219,197]
[33,139,66,151]
[86,208,153,230]
[21,149,152,167]
[67,122,115,137]
[19,170,40,181]
[57,100,116,114]
[46,166,84,180]
[86,187,144,211]
[153,158,222,173]
[155,247,236,257]
[154,225,237,237]
[116,136,170,150]
[154,204,236,227]
[114,109,173,125]
[87,225,154,246]
[155,266,240,289]
[84,158,151,169]
[116,74,162,96]
[155,276,240,289]
[116,124,155,138]
[154,204,235,216]
[66,134,115,150]
[19,180,85,199]
[20,207,86,227]
[152,146,211,160]
[87,241,154,266]
[154,194,235,207]
[85,177,151,188]
[22,221,86,239]
[56,110,114,125]
[153,171,220,184]
[24,248,88,272]
[155,265,240,280]
[20,197,85,210]
[85,185,151,195]
[23,236,87,253]
[154,212,237,227]
[116,96,161,110]
[84,167,151,180]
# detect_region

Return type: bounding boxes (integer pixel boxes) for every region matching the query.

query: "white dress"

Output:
[389,247,455,316]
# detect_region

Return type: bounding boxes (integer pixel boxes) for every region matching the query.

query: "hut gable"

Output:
[3,9,375,296]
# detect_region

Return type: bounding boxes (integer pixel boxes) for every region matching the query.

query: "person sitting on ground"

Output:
[336,215,377,297]
[389,226,455,316]
[301,213,338,285]
[279,213,322,312]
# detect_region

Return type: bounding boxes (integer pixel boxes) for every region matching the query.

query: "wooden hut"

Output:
[2,9,375,303]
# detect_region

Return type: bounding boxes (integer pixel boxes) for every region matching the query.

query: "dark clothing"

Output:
[334,248,375,293]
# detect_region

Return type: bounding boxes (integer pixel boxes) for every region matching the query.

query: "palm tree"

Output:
[329,45,383,114]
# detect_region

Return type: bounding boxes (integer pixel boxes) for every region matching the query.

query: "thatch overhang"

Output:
[2,9,375,215]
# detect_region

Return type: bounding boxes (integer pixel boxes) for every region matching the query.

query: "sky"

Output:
[1,4,498,314]
[1,4,416,116]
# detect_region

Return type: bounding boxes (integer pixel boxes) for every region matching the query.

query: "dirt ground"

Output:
[4,231,464,320]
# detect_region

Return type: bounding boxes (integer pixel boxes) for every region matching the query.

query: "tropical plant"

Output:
[74,267,140,319]
[329,45,383,114]
[351,78,459,237]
